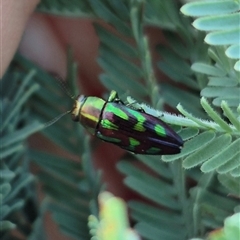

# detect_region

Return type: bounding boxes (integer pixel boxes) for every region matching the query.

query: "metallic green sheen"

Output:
[105,104,129,120]
[126,108,146,122]
[79,97,105,135]
[101,119,118,130]
[83,97,105,111]
[133,122,146,132]
[73,90,183,155]
[129,137,140,146]
[146,147,161,154]
[154,124,166,137]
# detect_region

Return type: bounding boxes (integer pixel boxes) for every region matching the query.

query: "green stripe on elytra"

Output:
[126,108,146,122]
[129,137,140,146]
[146,147,161,154]
[101,119,118,130]
[106,105,129,120]
[155,124,166,136]
[133,122,146,132]
[126,108,147,132]
[97,132,121,143]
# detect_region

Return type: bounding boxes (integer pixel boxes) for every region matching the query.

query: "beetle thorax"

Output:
[77,96,105,135]
[71,95,86,122]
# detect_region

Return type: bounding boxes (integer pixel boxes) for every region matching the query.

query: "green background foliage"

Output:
[1,0,239,240]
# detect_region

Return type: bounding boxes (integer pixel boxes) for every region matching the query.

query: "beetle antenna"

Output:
[44,110,71,128]
[54,75,75,99]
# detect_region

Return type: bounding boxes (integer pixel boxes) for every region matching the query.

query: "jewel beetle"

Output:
[71,90,183,155]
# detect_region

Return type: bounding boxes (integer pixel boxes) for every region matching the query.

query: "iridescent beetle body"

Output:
[71,90,183,155]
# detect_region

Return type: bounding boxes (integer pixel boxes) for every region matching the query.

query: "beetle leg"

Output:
[138,107,145,113]
[108,90,124,104]
[108,90,118,101]
[126,101,145,113]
